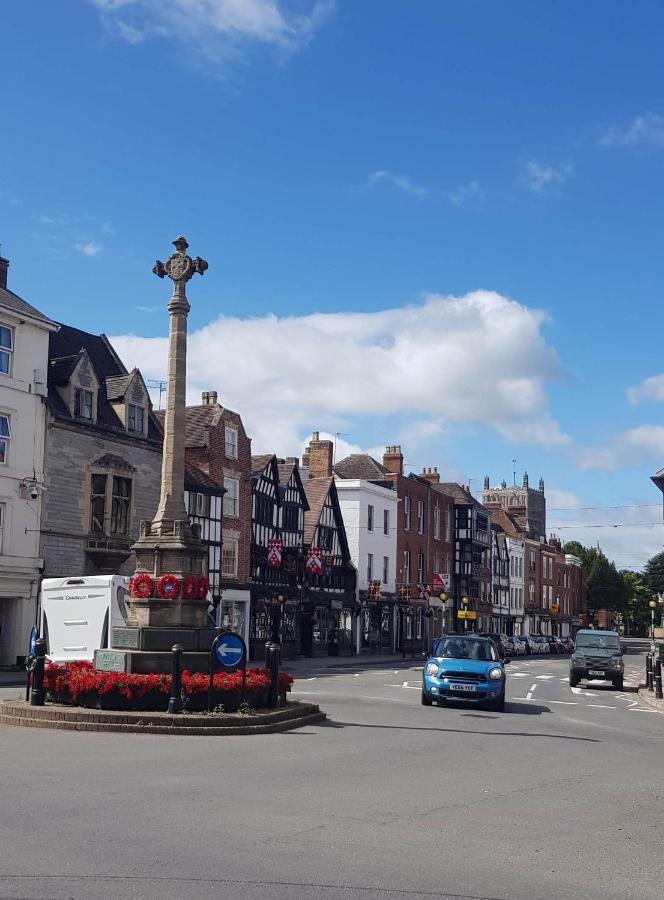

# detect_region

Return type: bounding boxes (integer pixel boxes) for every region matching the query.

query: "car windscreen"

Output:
[433,638,498,661]
[575,634,620,651]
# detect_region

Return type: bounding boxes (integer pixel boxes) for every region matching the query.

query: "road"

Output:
[0,643,662,900]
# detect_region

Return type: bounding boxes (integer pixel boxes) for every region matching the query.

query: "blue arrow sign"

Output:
[214,632,245,668]
[29,627,38,655]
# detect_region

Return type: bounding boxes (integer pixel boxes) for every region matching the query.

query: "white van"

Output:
[39,575,130,663]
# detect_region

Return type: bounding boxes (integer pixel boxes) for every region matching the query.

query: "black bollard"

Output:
[646,653,653,690]
[655,659,663,700]
[167,644,183,714]
[30,639,47,707]
[265,641,280,708]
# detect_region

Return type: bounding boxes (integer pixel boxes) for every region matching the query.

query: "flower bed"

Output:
[43,661,294,712]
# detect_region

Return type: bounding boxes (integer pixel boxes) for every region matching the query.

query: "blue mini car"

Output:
[422,634,507,711]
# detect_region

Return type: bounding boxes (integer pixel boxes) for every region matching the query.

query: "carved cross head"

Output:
[153,236,208,286]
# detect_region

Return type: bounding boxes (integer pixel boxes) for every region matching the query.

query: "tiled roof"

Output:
[435,482,476,504]
[105,373,134,400]
[333,454,389,480]
[158,401,247,448]
[185,460,223,492]
[47,324,162,443]
[303,476,333,545]
[49,354,80,385]
[0,284,57,327]
[489,508,523,538]
[251,454,274,475]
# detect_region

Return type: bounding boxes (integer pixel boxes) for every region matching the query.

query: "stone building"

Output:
[0,249,58,666]
[482,472,546,542]
[40,324,163,578]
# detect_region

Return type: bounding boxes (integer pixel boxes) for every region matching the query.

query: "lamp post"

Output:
[271,593,285,644]
[438,591,448,635]
[461,595,470,633]
[649,599,658,655]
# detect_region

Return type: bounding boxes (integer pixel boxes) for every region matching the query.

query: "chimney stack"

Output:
[201,390,218,406]
[420,466,440,484]
[383,445,404,476]
[0,246,8,290]
[302,431,333,478]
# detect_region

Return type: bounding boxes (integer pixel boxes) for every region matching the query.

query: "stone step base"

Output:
[0,700,325,736]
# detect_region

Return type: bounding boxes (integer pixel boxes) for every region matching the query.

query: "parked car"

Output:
[422,633,508,711]
[563,637,575,653]
[546,636,560,654]
[508,635,527,656]
[520,636,532,655]
[570,628,624,690]
[481,633,513,659]
[529,635,549,655]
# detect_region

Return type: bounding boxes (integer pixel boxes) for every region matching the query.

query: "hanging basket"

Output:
[129,573,155,599]
[182,575,198,600]
[197,576,210,600]
[156,573,181,600]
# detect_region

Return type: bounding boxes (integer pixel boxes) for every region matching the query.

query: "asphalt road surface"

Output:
[0,642,662,900]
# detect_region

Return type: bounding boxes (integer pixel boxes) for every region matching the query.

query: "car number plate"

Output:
[452,683,476,692]
[588,669,605,676]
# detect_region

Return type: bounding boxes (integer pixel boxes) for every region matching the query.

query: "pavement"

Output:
[1,643,662,900]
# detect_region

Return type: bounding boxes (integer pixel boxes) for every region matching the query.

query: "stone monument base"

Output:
[107,625,224,674]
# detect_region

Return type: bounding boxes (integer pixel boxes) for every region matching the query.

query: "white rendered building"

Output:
[334,478,398,653]
[507,537,525,635]
[0,250,58,666]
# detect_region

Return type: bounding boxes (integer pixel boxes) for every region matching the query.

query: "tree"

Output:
[620,571,651,636]
[563,541,627,621]
[642,551,664,597]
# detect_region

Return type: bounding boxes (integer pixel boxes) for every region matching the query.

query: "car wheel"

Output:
[569,675,580,687]
[421,691,433,706]
[614,676,624,691]
[489,688,506,712]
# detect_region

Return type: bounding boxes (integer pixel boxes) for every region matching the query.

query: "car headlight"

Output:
[488,667,503,680]
[425,662,440,676]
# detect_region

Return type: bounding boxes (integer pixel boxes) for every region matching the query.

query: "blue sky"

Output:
[2,0,664,570]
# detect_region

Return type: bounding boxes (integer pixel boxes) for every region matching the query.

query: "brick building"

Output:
[171,391,252,636]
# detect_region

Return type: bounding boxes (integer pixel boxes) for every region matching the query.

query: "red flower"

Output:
[182,575,198,600]
[156,573,181,600]
[129,572,154,599]
[197,576,210,600]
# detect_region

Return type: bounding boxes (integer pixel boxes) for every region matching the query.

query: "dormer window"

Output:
[127,404,144,434]
[74,388,93,420]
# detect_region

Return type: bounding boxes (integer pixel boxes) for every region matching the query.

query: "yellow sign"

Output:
[457,610,478,620]
[548,604,560,615]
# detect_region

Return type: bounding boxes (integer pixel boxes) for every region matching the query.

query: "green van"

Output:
[569,629,624,690]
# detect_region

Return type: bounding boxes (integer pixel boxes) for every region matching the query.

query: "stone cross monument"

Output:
[151,236,208,531]
[113,238,219,673]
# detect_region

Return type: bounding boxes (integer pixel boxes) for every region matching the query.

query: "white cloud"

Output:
[523,159,573,193]
[600,112,664,150]
[578,425,664,471]
[111,289,567,455]
[545,488,582,511]
[73,241,102,257]
[448,180,485,207]
[87,0,334,62]
[37,214,66,225]
[368,170,428,198]
[627,374,664,405]
[135,304,162,313]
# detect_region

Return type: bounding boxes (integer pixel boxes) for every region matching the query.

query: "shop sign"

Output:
[433,573,451,591]
[457,610,478,620]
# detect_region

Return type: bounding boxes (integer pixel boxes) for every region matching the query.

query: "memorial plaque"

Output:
[113,626,140,649]
[94,649,128,672]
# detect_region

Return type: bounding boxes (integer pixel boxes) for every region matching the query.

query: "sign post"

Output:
[208,631,247,712]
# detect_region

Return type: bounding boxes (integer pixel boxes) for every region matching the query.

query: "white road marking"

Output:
[587,704,616,709]
[535,674,555,680]
[305,677,317,681]
[508,672,529,678]
[402,681,409,688]
[526,683,537,700]
[549,700,577,705]
[629,707,660,713]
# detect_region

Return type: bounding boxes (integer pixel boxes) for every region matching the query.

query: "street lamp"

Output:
[438,592,448,634]
[649,599,658,654]
[461,595,470,633]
